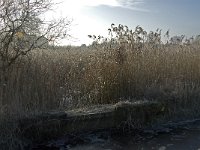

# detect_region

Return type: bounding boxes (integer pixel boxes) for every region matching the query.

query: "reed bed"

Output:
[1,25,200,149]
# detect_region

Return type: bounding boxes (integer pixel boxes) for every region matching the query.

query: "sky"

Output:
[49,0,200,46]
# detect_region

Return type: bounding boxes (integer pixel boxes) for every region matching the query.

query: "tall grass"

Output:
[1,24,200,148]
[1,40,200,116]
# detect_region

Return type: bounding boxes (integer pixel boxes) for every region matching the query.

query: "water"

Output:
[34,119,200,150]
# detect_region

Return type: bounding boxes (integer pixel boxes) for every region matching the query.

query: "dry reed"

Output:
[1,25,200,149]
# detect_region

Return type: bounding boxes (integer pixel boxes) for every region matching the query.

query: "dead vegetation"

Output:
[1,23,200,149]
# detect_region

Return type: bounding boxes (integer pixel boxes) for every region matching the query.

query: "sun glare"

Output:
[49,0,113,45]
[54,0,120,15]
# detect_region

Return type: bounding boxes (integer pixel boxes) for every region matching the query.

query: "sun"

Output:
[46,0,120,45]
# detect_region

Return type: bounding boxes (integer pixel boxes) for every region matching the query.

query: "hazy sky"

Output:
[50,0,200,45]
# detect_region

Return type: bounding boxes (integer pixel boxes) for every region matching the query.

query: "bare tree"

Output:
[0,0,71,105]
[0,0,71,71]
